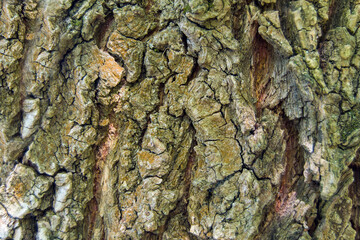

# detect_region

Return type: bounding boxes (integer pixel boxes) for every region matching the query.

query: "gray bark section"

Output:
[0,0,359,239]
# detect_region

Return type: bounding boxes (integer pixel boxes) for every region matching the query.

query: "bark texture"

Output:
[0,0,360,239]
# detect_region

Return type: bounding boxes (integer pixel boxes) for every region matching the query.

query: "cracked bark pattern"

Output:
[0,0,360,239]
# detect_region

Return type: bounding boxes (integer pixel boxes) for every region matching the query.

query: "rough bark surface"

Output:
[0,0,360,239]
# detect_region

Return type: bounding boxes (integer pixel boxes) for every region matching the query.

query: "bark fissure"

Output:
[349,149,360,240]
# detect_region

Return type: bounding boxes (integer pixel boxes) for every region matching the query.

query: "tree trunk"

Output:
[0,0,360,239]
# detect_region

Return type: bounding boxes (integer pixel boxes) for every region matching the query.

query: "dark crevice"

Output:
[107,51,125,70]
[21,157,55,177]
[83,197,103,240]
[95,12,115,49]
[16,144,29,164]
[65,0,85,18]
[156,82,166,112]
[184,61,201,87]
[349,149,360,240]
[243,165,271,181]
[276,114,303,211]
[141,25,162,42]
[93,77,102,100]
[308,165,355,238]
[16,214,39,239]
[142,231,158,240]
[231,1,246,42]
[255,110,306,239]
[82,97,120,238]
[206,168,243,202]
[159,124,197,239]
[276,0,292,46]
[251,29,274,118]
[321,0,346,38]
[308,195,322,237]
[137,80,167,149]
[180,31,189,54]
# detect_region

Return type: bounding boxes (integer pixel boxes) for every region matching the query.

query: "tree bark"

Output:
[0,0,359,239]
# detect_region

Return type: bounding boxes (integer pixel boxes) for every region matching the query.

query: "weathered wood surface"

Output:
[0,0,360,239]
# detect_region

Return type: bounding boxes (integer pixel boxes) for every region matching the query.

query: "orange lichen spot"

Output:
[121,208,137,223]
[107,31,135,59]
[13,182,25,198]
[99,58,125,87]
[26,33,35,40]
[138,150,157,165]
[99,118,109,127]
